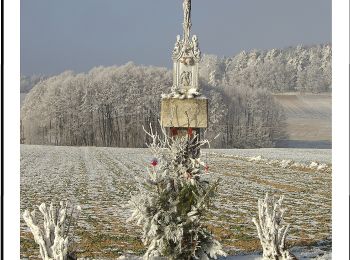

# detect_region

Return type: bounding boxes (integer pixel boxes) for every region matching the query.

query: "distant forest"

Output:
[21,44,331,148]
[200,44,331,93]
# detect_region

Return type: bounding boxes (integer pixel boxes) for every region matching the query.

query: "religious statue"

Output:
[173,35,181,56]
[192,35,200,58]
[180,71,192,87]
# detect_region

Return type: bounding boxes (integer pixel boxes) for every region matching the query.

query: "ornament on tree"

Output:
[170,127,178,136]
[151,158,158,167]
[188,127,193,138]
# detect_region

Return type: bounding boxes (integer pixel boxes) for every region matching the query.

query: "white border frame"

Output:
[2,0,349,258]
[4,0,21,257]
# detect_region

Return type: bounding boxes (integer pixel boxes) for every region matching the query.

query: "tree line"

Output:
[21,62,287,148]
[200,44,331,93]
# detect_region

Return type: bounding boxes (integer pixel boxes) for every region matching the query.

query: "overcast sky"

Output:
[21,0,331,75]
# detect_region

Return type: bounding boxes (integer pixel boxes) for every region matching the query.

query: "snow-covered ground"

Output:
[207,148,331,164]
[118,249,332,260]
[205,148,332,173]
[117,242,332,260]
[21,145,332,259]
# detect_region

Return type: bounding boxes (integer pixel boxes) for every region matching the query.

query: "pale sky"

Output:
[21,0,331,75]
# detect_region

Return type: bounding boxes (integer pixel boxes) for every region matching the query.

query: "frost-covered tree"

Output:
[199,44,331,94]
[128,126,226,260]
[21,74,47,93]
[23,202,81,260]
[199,54,226,86]
[252,194,296,260]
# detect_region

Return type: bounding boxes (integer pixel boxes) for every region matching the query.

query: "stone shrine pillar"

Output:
[161,0,208,145]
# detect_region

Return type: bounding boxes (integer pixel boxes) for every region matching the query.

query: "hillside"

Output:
[274,93,331,148]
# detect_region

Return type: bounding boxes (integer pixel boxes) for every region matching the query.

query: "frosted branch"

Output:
[23,202,81,260]
[252,193,297,260]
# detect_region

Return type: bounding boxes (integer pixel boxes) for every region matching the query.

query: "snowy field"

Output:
[209,148,331,164]
[20,145,332,259]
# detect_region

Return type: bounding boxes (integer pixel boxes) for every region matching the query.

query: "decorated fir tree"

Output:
[128,126,226,260]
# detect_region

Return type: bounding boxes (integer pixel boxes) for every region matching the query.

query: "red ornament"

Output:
[151,159,158,167]
[171,127,178,136]
[204,165,209,172]
[188,127,193,138]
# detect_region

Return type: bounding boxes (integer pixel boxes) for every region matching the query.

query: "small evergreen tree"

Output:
[128,126,226,260]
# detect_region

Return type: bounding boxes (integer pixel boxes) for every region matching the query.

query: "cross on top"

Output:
[183,0,192,43]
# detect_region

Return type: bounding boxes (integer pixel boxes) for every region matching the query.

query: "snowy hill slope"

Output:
[274,93,331,148]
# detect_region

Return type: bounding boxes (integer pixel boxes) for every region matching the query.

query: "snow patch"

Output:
[237,155,331,172]
[309,162,319,169]
[248,155,263,162]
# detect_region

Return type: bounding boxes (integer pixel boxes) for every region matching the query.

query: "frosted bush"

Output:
[23,201,81,260]
[252,193,297,260]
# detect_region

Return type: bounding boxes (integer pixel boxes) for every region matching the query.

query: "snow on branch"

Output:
[23,201,81,260]
[252,193,297,260]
